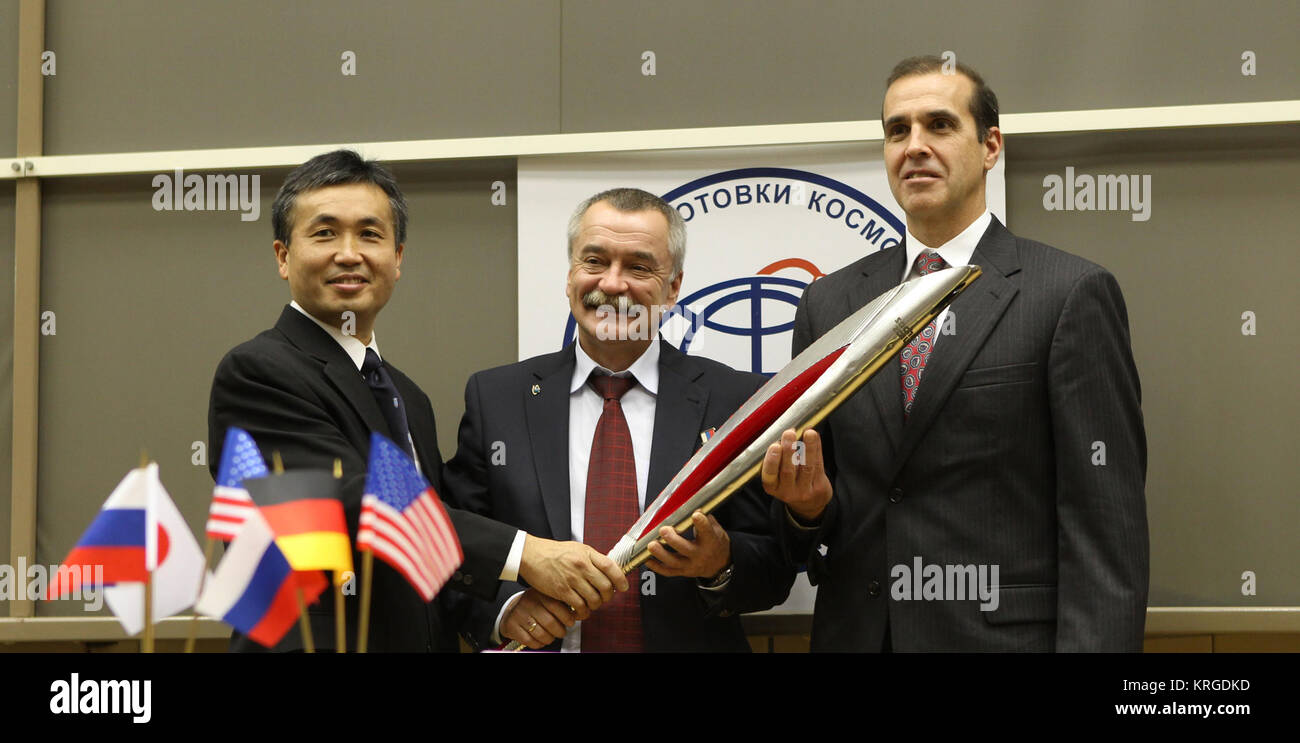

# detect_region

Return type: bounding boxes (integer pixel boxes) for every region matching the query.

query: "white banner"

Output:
[517,143,1006,613]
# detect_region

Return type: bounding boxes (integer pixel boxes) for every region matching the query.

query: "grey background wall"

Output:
[1005,125,1300,606]
[4,1,1298,618]
[34,0,1300,153]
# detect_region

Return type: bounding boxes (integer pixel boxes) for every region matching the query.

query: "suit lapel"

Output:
[323,360,392,440]
[891,219,1021,476]
[525,348,576,540]
[852,248,908,455]
[275,306,392,442]
[647,342,708,508]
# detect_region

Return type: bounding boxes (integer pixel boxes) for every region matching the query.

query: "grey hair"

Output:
[566,188,686,279]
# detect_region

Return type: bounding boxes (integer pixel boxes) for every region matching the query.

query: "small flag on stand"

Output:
[48,463,204,636]
[243,470,353,577]
[359,433,462,601]
[196,507,327,648]
[205,427,268,541]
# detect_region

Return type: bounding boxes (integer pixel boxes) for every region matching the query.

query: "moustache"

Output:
[582,290,636,312]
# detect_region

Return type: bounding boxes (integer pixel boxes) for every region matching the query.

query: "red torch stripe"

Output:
[638,345,848,539]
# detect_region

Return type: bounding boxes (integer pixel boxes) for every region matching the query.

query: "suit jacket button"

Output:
[868,580,881,597]
[889,488,903,503]
[452,571,463,582]
[463,574,473,586]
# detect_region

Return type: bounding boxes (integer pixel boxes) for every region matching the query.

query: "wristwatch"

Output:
[700,563,734,589]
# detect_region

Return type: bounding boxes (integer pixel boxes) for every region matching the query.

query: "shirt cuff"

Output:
[491,590,527,646]
[499,530,526,581]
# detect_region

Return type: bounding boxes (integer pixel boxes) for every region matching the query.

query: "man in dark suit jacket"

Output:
[763,57,1148,651]
[444,188,795,652]
[209,150,626,652]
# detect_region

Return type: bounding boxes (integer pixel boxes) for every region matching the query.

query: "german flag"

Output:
[243,470,353,576]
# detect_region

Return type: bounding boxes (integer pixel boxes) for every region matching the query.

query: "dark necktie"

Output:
[900,250,950,418]
[361,348,414,459]
[580,372,643,653]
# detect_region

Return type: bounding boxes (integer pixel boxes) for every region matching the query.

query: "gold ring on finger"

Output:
[525,619,539,633]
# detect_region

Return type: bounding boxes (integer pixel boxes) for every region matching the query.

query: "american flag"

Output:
[358,433,462,601]
[205,427,268,541]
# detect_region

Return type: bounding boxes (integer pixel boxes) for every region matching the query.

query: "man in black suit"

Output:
[763,57,1149,651]
[208,150,626,652]
[443,188,794,651]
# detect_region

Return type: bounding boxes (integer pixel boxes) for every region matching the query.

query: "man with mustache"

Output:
[443,188,794,651]
[208,150,627,652]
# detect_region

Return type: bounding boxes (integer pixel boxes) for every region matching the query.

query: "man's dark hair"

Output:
[885,56,1000,143]
[271,149,408,246]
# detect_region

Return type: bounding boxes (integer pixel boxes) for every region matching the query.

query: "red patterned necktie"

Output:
[900,250,950,417]
[581,373,644,653]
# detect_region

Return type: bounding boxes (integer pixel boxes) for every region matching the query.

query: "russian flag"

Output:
[48,466,171,600]
[196,506,327,648]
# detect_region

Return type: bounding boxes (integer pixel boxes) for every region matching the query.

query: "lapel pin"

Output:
[700,427,717,445]
[531,384,541,396]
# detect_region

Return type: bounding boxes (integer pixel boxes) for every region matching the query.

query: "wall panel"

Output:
[562,0,1299,132]
[43,0,562,154]
[0,0,18,157]
[1004,124,1300,606]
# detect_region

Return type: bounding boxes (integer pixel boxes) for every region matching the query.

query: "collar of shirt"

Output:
[569,334,661,396]
[289,300,380,372]
[902,210,992,282]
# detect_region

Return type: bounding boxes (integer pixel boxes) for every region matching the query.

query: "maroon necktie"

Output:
[900,251,949,417]
[581,373,644,653]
